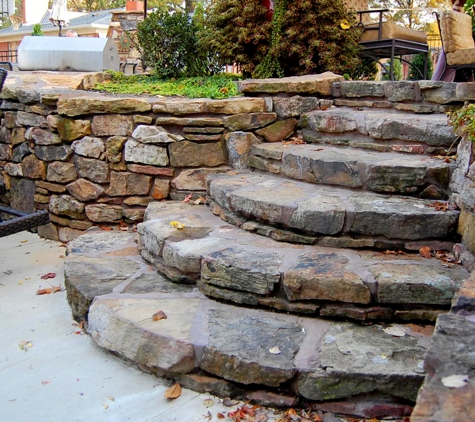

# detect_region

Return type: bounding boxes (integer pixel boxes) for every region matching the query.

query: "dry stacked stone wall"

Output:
[0,73,474,253]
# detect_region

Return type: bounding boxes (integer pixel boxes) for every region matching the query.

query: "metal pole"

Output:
[144,0,147,18]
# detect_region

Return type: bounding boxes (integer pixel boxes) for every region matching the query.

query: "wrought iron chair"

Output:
[345,0,429,80]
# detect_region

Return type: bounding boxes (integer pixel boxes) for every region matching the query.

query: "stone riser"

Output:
[250,143,452,199]
[207,171,459,243]
[65,230,430,417]
[135,202,468,323]
[300,108,457,156]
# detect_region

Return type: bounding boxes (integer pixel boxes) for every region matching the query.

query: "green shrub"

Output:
[199,0,362,78]
[32,24,44,36]
[382,58,403,81]
[136,9,215,79]
[408,53,433,80]
[449,103,475,142]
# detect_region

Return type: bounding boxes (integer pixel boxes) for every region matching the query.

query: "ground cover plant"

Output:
[94,72,242,99]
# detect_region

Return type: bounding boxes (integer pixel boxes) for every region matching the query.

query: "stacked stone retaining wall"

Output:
[0,73,474,254]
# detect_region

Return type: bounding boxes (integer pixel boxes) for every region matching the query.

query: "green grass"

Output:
[94,72,243,99]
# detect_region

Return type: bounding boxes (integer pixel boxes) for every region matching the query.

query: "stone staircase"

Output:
[65,99,472,418]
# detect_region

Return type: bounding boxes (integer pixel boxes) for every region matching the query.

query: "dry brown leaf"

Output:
[103,403,109,410]
[419,246,432,259]
[383,250,406,255]
[203,398,214,408]
[152,310,167,321]
[41,272,56,280]
[36,285,62,295]
[118,220,129,231]
[217,413,226,419]
[100,226,113,231]
[204,411,212,421]
[164,383,181,399]
[41,380,51,385]
[193,196,206,206]
[428,201,449,212]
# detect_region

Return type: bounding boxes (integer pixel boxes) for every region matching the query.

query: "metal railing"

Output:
[0,49,17,63]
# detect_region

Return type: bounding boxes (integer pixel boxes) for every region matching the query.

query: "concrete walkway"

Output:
[0,231,253,422]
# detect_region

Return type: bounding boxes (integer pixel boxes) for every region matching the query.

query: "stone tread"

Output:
[300,108,456,152]
[136,202,467,313]
[65,228,432,405]
[207,171,459,242]
[250,143,452,197]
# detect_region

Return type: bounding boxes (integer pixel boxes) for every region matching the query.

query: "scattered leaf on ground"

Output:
[164,383,182,399]
[193,196,206,205]
[170,221,185,230]
[41,380,51,385]
[217,413,226,419]
[442,374,469,388]
[106,396,115,402]
[269,346,281,354]
[383,250,406,255]
[428,201,449,212]
[228,405,256,421]
[118,220,129,231]
[152,310,167,321]
[100,226,113,231]
[222,398,239,407]
[36,285,62,295]
[19,341,33,351]
[204,411,212,421]
[419,246,432,259]
[41,272,56,280]
[103,403,109,410]
[20,240,28,244]
[182,193,193,203]
[382,325,406,337]
[18,281,23,285]
[59,255,65,259]
[203,398,214,408]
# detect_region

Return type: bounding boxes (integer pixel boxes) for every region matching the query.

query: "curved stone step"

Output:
[300,108,457,155]
[250,143,452,198]
[207,171,459,243]
[133,202,468,321]
[64,229,432,414]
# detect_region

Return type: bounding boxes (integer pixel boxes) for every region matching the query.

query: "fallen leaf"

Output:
[203,398,214,408]
[382,325,406,337]
[19,341,33,351]
[164,383,181,399]
[442,374,469,388]
[152,310,167,321]
[269,346,281,354]
[20,240,28,243]
[100,226,113,231]
[103,403,109,410]
[428,201,449,212]
[193,196,206,206]
[217,413,226,419]
[170,221,185,230]
[204,411,212,421]
[382,250,406,255]
[419,246,432,259]
[222,397,239,407]
[118,220,129,231]
[106,396,115,402]
[41,380,51,385]
[182,193,193,203]
[59,255,65,259]
[41,272,56,280]
[18,281,23,285]
[36,285,62,295]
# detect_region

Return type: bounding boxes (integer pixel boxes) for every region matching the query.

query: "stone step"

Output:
[131,202,468,321]
[300,108,457,155]
[250,143,452,198]
[207,171,459,244]
[65,228,435,415]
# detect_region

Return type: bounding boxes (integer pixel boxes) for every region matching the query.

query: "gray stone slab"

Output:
[200,309,305,386]
[208,171,459,241]
[201,247,282,295]
[371,263,465,305]
[67,230,136,254]
[298,322,428,402]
